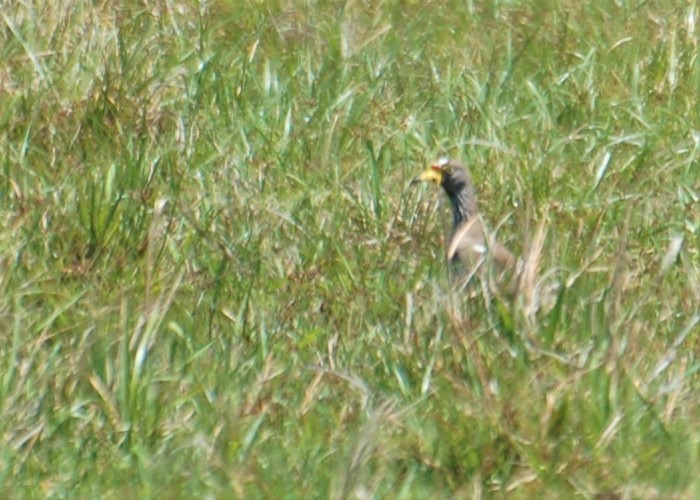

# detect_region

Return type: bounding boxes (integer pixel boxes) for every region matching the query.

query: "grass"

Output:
[1,0,698,497]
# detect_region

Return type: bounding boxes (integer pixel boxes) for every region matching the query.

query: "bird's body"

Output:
[413,157,516,281]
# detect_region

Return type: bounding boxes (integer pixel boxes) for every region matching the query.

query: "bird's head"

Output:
[411,157,472,196]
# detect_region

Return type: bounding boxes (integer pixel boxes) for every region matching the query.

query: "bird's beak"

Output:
[411,168,444,186]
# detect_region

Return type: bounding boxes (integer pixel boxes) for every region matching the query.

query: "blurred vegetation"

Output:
[0,0,698,497]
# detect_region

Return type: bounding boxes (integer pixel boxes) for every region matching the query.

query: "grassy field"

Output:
[1,0,698,497]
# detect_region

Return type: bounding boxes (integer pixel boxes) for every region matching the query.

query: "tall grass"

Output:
[1,0,698,497]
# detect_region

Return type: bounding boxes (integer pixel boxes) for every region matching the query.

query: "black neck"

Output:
[448,187,478,227]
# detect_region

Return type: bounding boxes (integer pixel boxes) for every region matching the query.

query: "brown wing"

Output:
[490,240,516,270]
[448,216,516,272]
[447,217,488,269]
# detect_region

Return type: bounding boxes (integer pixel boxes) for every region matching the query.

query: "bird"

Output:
[412,157,516,284]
